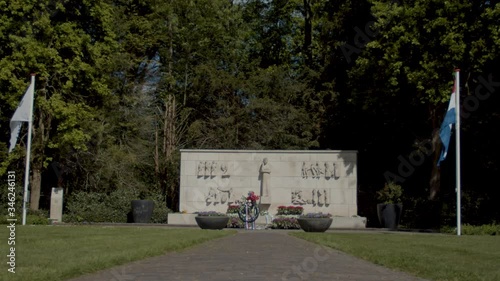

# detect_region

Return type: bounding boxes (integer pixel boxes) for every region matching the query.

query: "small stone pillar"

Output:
[50,187,64,223]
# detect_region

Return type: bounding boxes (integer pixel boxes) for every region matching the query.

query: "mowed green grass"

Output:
[0,225,235,281]
[291,232,500,281]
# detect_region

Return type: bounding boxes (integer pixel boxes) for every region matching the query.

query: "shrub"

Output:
[377,182,403,204]
[145,193,172,224]
[65,189,138,223]
[65,189,171,223]
[441,223,500,235]
[0,209,50,225]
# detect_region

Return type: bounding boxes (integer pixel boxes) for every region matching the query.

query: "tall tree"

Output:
[0,0,119,209]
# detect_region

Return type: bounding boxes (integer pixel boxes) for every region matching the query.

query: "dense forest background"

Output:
[1,0,499,228]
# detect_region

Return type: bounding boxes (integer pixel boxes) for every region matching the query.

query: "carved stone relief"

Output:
[197,161,230,178]
[205,187,234,205]
[291,189,330,206]
[301,162,339,179]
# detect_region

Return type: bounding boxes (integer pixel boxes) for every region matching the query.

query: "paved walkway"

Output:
[67,230,428,281]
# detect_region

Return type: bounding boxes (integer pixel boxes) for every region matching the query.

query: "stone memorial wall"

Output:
[179,150,358,217]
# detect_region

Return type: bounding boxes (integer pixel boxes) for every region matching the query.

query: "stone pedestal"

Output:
[50,187,64,223]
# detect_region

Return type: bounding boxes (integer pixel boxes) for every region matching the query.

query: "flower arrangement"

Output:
[226,204,240,214]
[196,211,226,217]
[300,212,332,218]
[277,205,304,216]
[227,217,244,228]
[271,217,300,229]
[246,191,260,202]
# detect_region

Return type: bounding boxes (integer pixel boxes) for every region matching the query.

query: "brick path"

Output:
[66,230,429,281]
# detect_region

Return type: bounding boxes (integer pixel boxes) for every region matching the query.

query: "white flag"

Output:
[9,82,34,153]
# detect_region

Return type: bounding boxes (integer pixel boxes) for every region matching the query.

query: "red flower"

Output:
[246,191,260,202]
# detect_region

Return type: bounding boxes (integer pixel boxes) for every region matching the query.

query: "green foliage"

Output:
[65,189,171,223]
[376,182,403,204]
[147,193,172,224]
[65,189,137,223]
[64,188,169,223]
[440,224,500,236]
[0,0,499,228]
[0,209,49,225]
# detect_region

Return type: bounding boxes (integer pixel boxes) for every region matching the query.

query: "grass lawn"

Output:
[291,232,500,281]
[0,225,235,281]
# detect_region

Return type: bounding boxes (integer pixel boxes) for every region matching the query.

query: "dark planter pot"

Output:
[297,218,333,232]
[131,200,154,223]
[195,216,230,230]
[377,203,403,230]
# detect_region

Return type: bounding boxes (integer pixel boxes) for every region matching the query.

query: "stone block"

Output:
[50,187,64,223]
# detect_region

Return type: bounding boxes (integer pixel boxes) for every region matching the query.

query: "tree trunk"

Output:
[429,129,441,200]
[29,103,51,210]
[154,128,160,177]
[429,106,441,200]
[30,166,42,210]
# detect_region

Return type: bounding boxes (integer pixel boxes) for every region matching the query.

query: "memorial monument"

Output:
[168,149,366,228]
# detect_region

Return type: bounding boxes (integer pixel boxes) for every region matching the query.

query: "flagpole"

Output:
[455,69,461,236]
[22,74,35,226]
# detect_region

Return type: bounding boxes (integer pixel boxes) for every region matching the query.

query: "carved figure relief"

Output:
[204,161,209,177]
[206,187,218,203]
[301,162,307,178]
[220,163,229,177]
[259,158,271,197]
[210,161,218,177]
[291,190,307,204]
[197,162,205,177]
[315,162,324,177]
[301,162,340,179]
[205,187,234,205]
[197,161,230,178]
[291,189,330,206]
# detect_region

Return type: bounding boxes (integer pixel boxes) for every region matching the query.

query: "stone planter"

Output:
[297,218,333,232]
[131,200,154,223]
[195,216,230,230]
[377,203,403,230]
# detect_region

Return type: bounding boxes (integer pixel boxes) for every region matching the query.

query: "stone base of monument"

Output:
[260,197,272,204]
[168,213,367,229]
[330,216,367,229]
